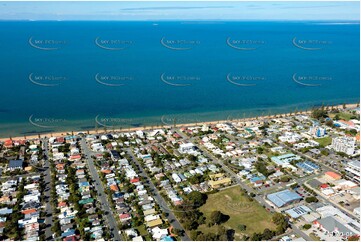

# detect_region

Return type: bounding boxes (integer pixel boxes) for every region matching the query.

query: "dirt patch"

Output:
[225,201,254,213]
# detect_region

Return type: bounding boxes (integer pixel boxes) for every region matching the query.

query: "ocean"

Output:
[0,20,359,137]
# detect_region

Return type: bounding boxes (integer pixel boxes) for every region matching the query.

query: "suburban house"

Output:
[8,159,23,171]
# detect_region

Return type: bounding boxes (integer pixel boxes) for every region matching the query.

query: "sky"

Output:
[0,1,359,21]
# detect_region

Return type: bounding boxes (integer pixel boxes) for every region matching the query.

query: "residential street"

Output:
[80,138,122,241]
[277,141,359,221]
[174,128,312,240]
[125,148,191,241]
[290,224,312,241]
[41,138,54,241]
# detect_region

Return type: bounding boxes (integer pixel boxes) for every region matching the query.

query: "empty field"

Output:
[198,186,276,239]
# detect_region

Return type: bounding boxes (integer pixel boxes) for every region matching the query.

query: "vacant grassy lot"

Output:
[198,186,276,239]
[328,112,355,121]
[315,136,332,147]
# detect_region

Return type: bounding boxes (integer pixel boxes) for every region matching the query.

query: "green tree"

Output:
[209,211,229,225]
[311,108,327,120]
[251,232,262,241]
[305,196,318,203]
[238,224,247,231]
[272,213,288,235]
[183,220,199,230]
[262,228,275,240]
[186,191,207,207]
[280,176,290,182]
[325,119,334,127]
[188,174,205,185]
[303,224,311,230]
[321,149,329,156]
[257,147,264,154]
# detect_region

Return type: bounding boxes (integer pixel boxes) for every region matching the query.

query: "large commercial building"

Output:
[271,153,301,171]
[313,216,359,239]
[345,160,360,184]
[267,189,302,208]
[285,205,311,219]
[315,205,360,240]
[331,136,356,156]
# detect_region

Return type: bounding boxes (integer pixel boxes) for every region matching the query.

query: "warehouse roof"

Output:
[267,189,302,207]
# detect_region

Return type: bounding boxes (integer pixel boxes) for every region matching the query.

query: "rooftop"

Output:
[8,159,23,168]
[267,189,302,208]
[285,205,311,218]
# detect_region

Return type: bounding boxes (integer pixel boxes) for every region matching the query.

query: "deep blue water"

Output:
[0,21,359,137]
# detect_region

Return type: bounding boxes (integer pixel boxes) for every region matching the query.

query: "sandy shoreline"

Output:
[0,103,358,142]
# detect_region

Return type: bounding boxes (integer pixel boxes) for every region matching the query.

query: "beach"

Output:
[0,21,359,140]
[1,103,358,142]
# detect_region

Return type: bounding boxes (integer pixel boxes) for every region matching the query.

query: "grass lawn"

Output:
[315,136,332,147]
[198,186,276,239]
[135,224,148,236]
[309,232,321,241]
[328,112,354,121]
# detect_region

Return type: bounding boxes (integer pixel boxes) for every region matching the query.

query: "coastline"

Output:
[0,103,358,142]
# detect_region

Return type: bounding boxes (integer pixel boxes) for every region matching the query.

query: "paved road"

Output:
[276,141,339,174]
[41,138,54,240]
[276,141,358,221]
[0,171,42,181]
[194,138,275,210]
[174,128,257,194]
[258,172,319,196]
[175,128,279,215]
[174,128,314,240]
[80,138,122,241]
[125,148,191,241]
[304,180,358,221]
[291,224,313,241]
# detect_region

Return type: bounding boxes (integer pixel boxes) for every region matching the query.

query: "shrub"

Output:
[238,224,247,231]
[303,224,311,230]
